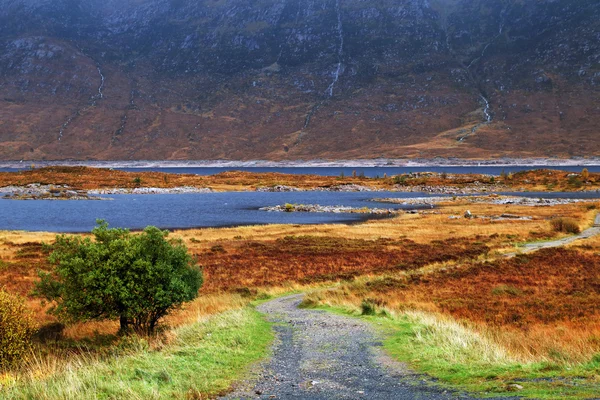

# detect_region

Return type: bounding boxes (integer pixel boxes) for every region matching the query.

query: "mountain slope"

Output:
[0,0,599,161]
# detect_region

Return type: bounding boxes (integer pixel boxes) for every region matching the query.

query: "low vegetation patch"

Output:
[377,311,600,399]
[550,217,581,234]
[0,290,36,370]
[3,308,273,399]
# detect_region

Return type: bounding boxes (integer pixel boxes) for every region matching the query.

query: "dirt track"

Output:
[221,294,477,400]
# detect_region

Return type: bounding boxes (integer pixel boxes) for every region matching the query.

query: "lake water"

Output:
[2,191,600,233]
[2,165,600,177]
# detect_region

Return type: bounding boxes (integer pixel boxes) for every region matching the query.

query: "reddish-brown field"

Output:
[363,248,599,327]
[0,235,489,319]
[197,236,490,292]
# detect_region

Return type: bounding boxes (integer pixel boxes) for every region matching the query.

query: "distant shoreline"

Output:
[1,158,600,169]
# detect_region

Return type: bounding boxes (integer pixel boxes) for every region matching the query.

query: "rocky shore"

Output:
[256,184,381,192]
[89,187,213,195]
[374,195,598,207]
[259,204,397,214]
[1,184,213,199]
[1,184,105,200]
[391,179,513,194]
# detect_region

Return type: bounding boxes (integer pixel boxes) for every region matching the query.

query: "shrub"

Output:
[582,168,590,182]
[491,285,523,297]
[35,220,203,335]
[210,244,226,253]
[0,290,36,369]
[361,299,377,316]
[550,218,581,234]
[568,175,583,188]
[392,175,407,185]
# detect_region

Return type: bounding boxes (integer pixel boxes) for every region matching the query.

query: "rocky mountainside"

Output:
[0,0,599,161]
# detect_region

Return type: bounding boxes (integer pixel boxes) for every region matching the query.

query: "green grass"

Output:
[307,303,600,399]
[4,308,273,399]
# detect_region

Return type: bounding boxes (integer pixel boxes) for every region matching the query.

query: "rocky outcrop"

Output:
[375,195,598,207]
[1,184,105,200]
[89,187,213,194]
[260,204,396,214]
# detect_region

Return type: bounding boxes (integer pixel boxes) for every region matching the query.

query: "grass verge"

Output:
[2,308,273,399]
[305,303,600,400]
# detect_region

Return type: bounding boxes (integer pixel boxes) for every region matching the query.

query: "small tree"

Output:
[35,221,203,335]
[582,168,590,182]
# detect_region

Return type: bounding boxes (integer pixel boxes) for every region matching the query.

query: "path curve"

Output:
[221,294,476,400]
[517,213,600,254]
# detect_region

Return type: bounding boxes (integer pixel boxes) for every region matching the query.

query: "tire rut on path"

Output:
[221,294,478,400]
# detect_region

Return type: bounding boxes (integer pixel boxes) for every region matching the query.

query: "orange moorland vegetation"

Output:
[0,235,490,320]
[0,166,599,191]
[310,247,600,361]
[197,236,490,292]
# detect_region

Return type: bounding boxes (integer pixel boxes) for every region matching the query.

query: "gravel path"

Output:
[221,294,476,400]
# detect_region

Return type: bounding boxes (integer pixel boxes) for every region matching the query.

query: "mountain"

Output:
[0,0,599,161]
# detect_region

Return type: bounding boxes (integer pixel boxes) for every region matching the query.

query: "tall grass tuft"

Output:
[550,217,581,234]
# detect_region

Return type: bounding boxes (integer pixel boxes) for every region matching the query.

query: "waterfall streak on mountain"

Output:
[326,0,344,97]
[481,95,492,123]
[97,66,105,100]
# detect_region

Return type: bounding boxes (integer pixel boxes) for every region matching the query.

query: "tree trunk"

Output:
[119,315,130,334]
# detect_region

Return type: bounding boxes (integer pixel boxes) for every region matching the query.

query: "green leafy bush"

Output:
[35,220,203,335]
[0,290,35,369]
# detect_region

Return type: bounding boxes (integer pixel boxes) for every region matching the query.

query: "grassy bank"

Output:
[306,303,600,399]
[2,308,273,399]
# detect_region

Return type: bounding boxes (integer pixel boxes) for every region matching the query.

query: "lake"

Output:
[1,191,600,233]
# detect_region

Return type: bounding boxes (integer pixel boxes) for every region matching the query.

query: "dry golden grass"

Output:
[174,201,597,255]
